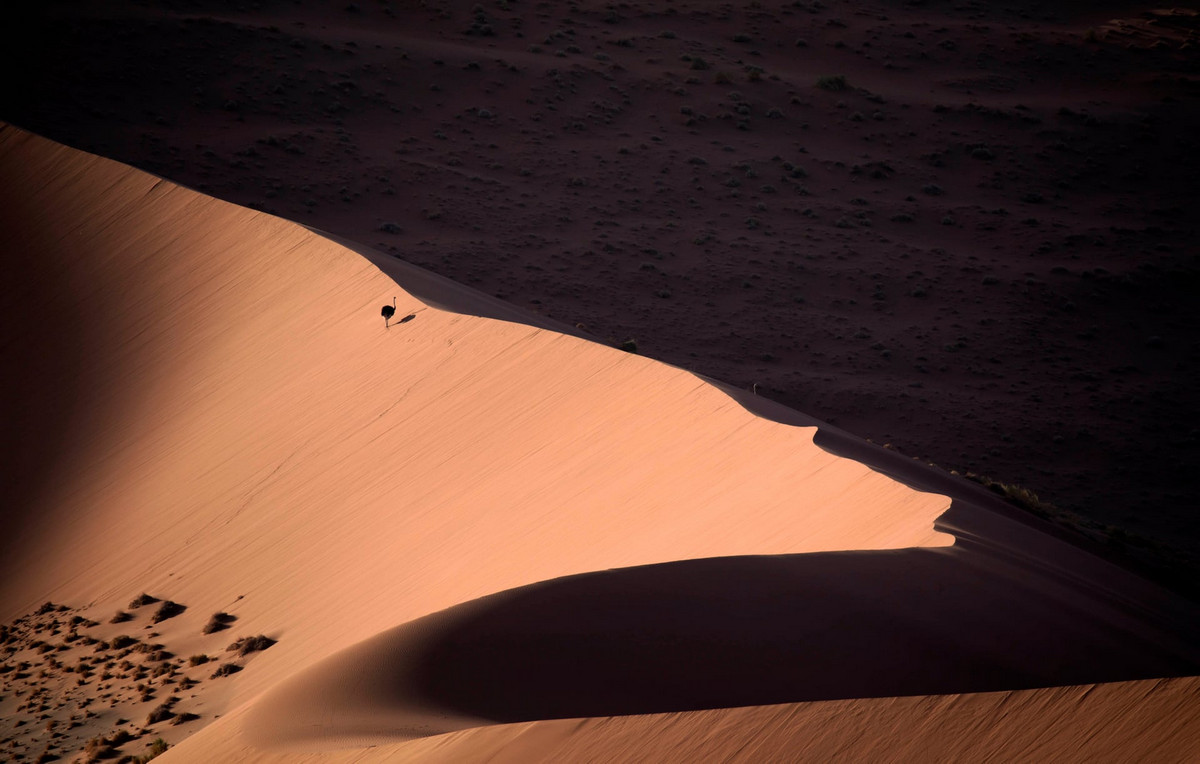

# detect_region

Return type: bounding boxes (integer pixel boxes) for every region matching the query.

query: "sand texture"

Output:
[0,124,1198,762]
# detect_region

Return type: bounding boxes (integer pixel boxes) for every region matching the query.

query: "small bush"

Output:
[135,738,169,763]
[227,635,276,656]
[210,662,242,679]
[202,612,236,635]
[816,75,848,91]
[690,57,710,71]
[110,610,134,624]
[146,700,176,725]
[128,594,159,609]
[619,339,638,354]
[150,601,185,624]
[188,654,210,667]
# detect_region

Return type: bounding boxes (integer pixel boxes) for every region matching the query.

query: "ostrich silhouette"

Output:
[382,297,397,327]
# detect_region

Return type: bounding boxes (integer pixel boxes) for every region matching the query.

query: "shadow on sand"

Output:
[399,543,1199,723]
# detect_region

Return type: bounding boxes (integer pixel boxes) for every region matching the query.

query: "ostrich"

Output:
[381,297,396,327]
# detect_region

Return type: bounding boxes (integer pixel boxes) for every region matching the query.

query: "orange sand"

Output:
[1,124,1197,762]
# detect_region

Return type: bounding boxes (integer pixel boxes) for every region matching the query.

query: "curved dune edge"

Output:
[240,540,1200,752]
[1,125,1197,761]
[198,675,1200,762]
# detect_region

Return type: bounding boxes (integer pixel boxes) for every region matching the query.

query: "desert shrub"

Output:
[172,712,200,725]
[210,662,242,679]
[690,56,710,70]
[227,635,276,656]
[128,594,159,609]
[965,473,1059,519]
[202,612,236,635]
[619,339,638,354]
[150,601,185,624]
[816,74,847,91]
[110,635,137,650]
[188,654,210,667]
[132,738,169,763]
[146,701,176,725]
[83,735,116,761]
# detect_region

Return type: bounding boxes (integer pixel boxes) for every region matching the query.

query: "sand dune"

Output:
[1,125,1198,762]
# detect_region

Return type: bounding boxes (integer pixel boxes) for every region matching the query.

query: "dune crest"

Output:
[0,123,960,756]
[2,125,1197,761]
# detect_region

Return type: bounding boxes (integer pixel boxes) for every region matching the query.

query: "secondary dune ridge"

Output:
[1,125,1198,761]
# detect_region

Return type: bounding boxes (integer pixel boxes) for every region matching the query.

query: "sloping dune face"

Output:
[2,125,1198,762]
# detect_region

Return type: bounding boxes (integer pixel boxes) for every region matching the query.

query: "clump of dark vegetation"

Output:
[172,711,200,725]
[110,610,134,624]
[128,593,159,609]
[226,635,276,656]
[188,653,210,667]
[619,339,638,353]
[150,600,185,624]
[202,612,236,635]
[82,729,133,762]
[132,738,169,763]
[210,662,242,679]
[146,698,177,725]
